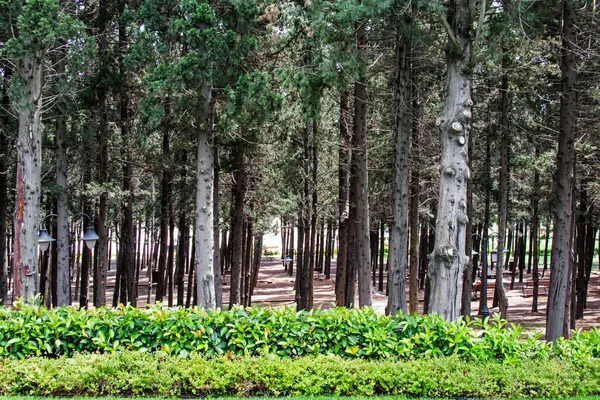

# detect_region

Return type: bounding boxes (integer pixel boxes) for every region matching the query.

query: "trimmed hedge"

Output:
[0,352,599,398]
[1,304,600,362]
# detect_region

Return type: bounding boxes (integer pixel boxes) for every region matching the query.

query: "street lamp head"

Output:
[38,228,56,253]
[81,226,100,250]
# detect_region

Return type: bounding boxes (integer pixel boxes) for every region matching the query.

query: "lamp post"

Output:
[38,212,99,254]
[38,212,99,305]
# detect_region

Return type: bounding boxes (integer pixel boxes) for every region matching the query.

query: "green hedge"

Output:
[0,352,599,398]
[1,304,600,362]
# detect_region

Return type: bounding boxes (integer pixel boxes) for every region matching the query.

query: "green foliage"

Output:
[1,351,600,398]
[1,304,600,363]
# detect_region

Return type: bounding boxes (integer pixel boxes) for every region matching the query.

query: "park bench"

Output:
[522,278,550,297]
[472,279,496,300]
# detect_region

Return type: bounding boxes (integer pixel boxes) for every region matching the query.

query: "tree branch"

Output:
[470,0,487,67]
[440,15,462,55]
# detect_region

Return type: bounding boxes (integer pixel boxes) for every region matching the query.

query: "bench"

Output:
[472,280,496,300]
[522,279,550,297]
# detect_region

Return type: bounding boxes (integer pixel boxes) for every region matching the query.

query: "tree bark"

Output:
[52,36,71,306]
[495,40,510,319]
[156,98,172,302]
[0,65,12,305]
[14,52,44,303]
[531,143,540,312]
[546,0,577,342]
[335,90,350,306]
[427,1,475,321]
[388,24,411,316]
[93,0,110,308]
[409,49,421,314]
[118,10,136,307]
[352,17,372,308]
[213,131,222,308]
[229,145,246,307]
[195,82,216,308]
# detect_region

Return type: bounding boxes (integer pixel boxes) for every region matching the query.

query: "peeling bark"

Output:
[14,52,44,303]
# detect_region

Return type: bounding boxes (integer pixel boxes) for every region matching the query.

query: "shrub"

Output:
[0,304,599,363]
[0,352,599,397]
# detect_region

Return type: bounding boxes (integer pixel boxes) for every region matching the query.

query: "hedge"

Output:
[1,304,600,362]
[0,352,599,398]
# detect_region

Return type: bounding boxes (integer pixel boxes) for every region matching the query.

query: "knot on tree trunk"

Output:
[435,245,457,264]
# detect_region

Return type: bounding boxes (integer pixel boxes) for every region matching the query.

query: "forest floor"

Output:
[225,258,600,333]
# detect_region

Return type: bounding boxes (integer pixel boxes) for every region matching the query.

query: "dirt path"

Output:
[235,258,600,332]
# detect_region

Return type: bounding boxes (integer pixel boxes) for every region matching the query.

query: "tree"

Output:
[387,10,412,316]
[546,0,577,342]
[427,0,479,321]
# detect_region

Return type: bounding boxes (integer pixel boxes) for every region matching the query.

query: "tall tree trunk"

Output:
[495,37,510,318]
[296,210,305,309]
[531,142,540,312]
[378,222,385,293]
[195,83,216,308]
[546,0,577,342]
[479,126,492,313]
[156,101,171,302]
[352,17,372,308]
[428,0,475,321]
[0,65,10,305]
[229,145,246,307]
[119,10,136,307]
[335,90,350,306]
[93,0,110,308]
[325,220,333,280]
[409,6,421,317]
[176,180,187,307]
[53,36,70,306]
[14,51,44,303]
[167,202,175,306]
[186,230,196,308]
[575,188,586,319]
[461,98,474,317]
[388,23,411,316]
[213,132,222,308]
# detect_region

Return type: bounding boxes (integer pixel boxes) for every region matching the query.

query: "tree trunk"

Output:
[14,52,44,303]
[409,16,421,316]
[186,230,196,308]
[495,42,510,318]
[195,82,216,308]
[167,202,175,306]
[53,37,70,306]
[388,24,411,316]
[531,142,540,312]
[335,90,350,306]
[325,220,333,279]
[0,65,10,305]
[118,12,136,307]
[479,127,492,314]
[176,204,187,306]
[93,0,110,308]
[229,145,246,307]
[213,132,222,308]
[427,1,475,321]
[546,0,577,342]
[379,221,385,293]
[352,17,372,308]
[156,101,171,302]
